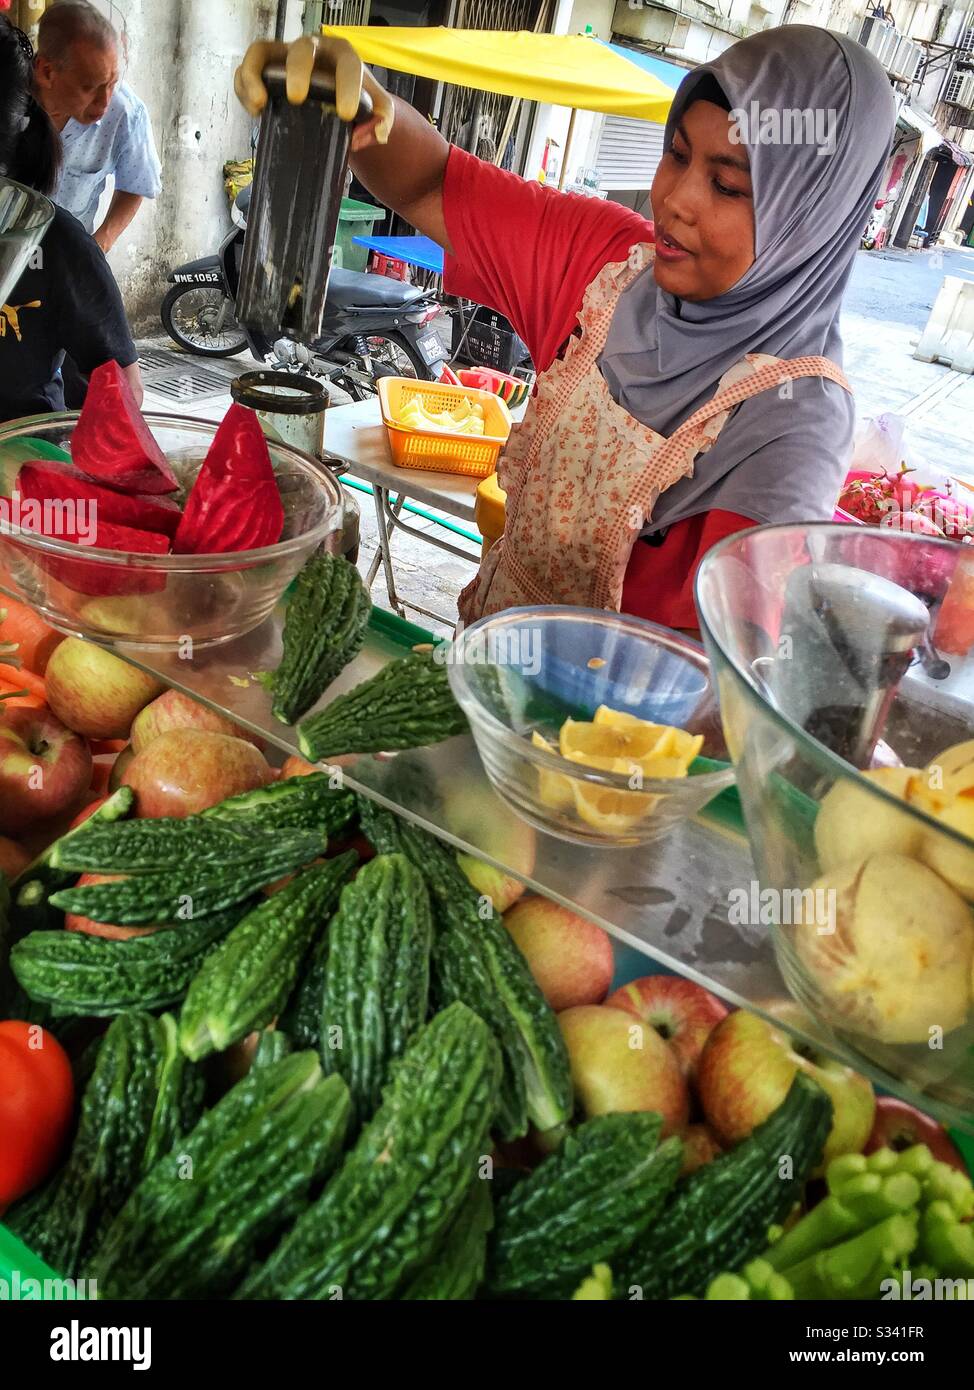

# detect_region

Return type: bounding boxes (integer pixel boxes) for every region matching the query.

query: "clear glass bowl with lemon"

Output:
[447,607,736,846]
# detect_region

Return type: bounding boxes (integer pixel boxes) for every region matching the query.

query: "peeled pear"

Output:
[813,767,922,873]
[910,740,974,900]
[795,852,974,1045]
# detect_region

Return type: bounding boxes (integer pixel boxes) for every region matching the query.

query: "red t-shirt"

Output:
[441,147,755,629]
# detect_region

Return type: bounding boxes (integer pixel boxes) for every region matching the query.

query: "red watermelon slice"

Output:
[71,360,179,495]
[17,460,181,538]
[173,403,284,555]
[457,367,530,408]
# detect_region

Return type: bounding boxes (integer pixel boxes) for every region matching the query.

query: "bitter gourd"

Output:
[52,817,277,873]
[278,929,330,1050]
[320,853,432,1123]
[269,550,372,725]
[358,799,572,1141]
[5,1011,202,1276]
[614,1073,833,1300]
[178,854,357,1061]
[90,1054,351,1300]
[487,1115,683,1298]
[50,828,326,924]
[253,1027,292,1068]
[237,1002,501,1300]
[401,1179,493,1300]
[202,770,356,836]
[297,651,467,762]
[10,903,249,1016]
[9,786,135,935]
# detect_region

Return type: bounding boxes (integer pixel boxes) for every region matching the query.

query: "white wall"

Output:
[99,0,276,330]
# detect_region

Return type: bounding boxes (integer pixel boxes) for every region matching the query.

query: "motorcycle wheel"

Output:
[353,331,434,382]
[161,285,249,358]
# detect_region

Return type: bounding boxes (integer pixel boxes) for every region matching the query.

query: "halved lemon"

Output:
[572,780,658,833]
[560,716,670,764]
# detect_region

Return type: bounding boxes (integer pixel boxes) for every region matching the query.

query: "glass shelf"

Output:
[11,584,973,1135]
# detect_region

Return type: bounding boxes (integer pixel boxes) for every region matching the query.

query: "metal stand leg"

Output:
[369,485,406,618]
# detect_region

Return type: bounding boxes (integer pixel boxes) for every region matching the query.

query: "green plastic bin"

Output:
[334,197,383,272]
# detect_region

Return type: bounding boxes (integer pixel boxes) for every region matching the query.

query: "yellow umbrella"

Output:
[323,26,682,123]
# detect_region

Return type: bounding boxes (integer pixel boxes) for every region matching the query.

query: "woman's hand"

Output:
[233,35,395,149]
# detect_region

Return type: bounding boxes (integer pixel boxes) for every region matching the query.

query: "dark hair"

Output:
[689,73,732,113]
[0,17,62,195]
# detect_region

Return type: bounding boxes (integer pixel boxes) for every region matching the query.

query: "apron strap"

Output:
[666,354,852,446]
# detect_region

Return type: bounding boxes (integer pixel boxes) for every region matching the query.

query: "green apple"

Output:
[443,785,536,912]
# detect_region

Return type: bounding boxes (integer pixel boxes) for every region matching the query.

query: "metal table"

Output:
[323,397,483,627]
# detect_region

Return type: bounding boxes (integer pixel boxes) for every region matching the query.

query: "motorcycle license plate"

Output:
[416,332,444,367]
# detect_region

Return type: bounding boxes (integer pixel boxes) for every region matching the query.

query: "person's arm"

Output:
[94,190,144,254]
[123,360,144,406]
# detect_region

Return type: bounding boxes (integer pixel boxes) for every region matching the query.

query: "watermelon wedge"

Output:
[71,360,179,495]
[17,460,182,538]
[18,514,170,596]
[173,403,285,555]
[458,367,530,408]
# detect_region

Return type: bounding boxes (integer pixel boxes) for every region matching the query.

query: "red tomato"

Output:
[0,1021,75,1210]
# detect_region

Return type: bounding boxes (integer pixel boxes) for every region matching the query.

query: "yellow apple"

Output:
[814,766,922,873]
[795,853,974,1044]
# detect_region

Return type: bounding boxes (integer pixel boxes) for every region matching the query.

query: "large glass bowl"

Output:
[0,412,342,650]
[696,523,974,1109]
[447,606,735,847]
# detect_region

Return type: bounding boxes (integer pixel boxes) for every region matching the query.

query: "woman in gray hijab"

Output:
[236,24,895,629]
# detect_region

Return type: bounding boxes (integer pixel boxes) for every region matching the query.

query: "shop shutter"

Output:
[595,114,667,191]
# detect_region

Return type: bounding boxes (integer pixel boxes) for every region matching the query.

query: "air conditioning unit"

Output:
[612,2,691,47]
[890,36,923,84]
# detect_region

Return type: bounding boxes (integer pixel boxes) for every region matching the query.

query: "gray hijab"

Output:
[599,25,896,533]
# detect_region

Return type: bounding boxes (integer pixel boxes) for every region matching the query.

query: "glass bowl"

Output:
[446,606,735,847]
[696,523,974,1110]
[0,412,342,650]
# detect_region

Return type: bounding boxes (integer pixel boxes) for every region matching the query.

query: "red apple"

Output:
[558,1004,689,1138]
[0,705,93,833]
[122,728,273,818]
[69,797,108,830]
[131,689,265,755]
[504,896,614,1010]
[0,835,31,881]
[280,755,320,778]
[605,976,729,1076]
[864,1097,968,1174]
[45,638,163,739]
[697,1008,876,1167]
[64,872,159,939]
[680,1123,724,1176]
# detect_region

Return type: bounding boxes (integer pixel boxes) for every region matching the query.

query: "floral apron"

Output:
[458,245,852,623]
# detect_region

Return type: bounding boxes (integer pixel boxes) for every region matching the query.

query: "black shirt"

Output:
[0,206,137,423]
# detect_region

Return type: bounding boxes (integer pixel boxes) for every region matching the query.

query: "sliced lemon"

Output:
[560,717,667,764]
[667,729,705,767]
[532,731,574,810]
[572,780,659,833]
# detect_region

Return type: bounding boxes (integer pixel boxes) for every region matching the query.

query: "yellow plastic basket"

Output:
[377,377,512,479]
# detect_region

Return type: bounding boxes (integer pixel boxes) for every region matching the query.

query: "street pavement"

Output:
[138,243,974,636]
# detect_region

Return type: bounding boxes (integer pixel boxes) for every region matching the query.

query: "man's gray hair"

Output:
[38,2,117,65]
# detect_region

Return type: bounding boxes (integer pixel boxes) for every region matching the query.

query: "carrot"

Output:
[0,680,43,708]
[0,597,62,674]
[0,662,45,700]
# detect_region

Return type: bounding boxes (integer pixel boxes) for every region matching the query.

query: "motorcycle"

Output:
[160,185,448,397]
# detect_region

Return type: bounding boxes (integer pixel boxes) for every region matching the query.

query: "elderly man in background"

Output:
[34,1,161,255]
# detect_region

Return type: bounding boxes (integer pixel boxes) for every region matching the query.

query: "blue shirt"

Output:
[54,83,162,233]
